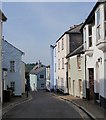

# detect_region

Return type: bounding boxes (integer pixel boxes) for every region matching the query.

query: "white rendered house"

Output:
[0,10,7,119]
[82,1,106,108]
[2,39,24,96]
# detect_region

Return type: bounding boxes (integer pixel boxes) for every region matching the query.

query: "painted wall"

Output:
[46,67,50,91]
[83,3,106,104]
[0,18,2,104]
[30,74,37,91]
[2,40,23,96]
[68,54,85,98]
[36,69,46,90]
[56,34,69,93]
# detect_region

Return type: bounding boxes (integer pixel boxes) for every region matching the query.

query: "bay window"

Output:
[96,9,101,41]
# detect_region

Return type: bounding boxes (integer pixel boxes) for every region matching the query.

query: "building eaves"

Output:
[3,39,24,55]
[0,10,7,22]
[56,23,83,43]
[80,1,106,31]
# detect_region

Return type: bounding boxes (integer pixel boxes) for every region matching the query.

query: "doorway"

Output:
[88,68,94,100]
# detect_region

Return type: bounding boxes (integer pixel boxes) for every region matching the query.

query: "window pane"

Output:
[88,26,92,36]
[105,22,106,37]
[97,25,101,40]
[89,37,92,47]
[97,9,100,25]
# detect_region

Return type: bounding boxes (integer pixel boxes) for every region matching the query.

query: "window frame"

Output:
[88,25,92,47]
[96,8,101,41]
[62,58,64,69]
[61,38,64,50]
[10,61,15,72]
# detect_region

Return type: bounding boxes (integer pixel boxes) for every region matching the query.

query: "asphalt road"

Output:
[3,90,83,118]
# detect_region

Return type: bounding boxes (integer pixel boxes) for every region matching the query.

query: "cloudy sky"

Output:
[2,2,95,65]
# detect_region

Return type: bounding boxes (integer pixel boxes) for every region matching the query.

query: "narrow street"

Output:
[3,91,83,118]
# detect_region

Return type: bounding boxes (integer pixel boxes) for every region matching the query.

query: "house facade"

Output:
[30,73,37,91]
[66,45,85,98]
[30,61,46,90]
[2,39,25,96]
[56,23,83,94]
[0,10,7,119]
[82,1,106,108]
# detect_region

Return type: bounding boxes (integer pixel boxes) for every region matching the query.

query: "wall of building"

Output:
[83,4,106,107]
[30,74,37,91]
[0,19,2,104]
[37,69,46,90]
[56,34,69,93]
[68,54,85,98]
[2,40,23,96]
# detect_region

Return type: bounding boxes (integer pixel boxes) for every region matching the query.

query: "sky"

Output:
[2,2,95,65]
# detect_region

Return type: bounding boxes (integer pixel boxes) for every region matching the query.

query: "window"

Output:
[62,58,64,69]
[41,84,44,88]
[10,82,15,92]
[58,59,60,70]
[77,55,81,69]
[79,79,82,95]
[58,42,60,52]
[10,61,15,72]
[88,25,92,47]
[62,38,64,50]
[40,75,44,79]
[96,9,101,40]
[104,4,106,37]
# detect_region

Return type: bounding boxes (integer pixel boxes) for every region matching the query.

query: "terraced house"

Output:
[56,23,83,94]
[82,1,106,108]
[0,10,7,104]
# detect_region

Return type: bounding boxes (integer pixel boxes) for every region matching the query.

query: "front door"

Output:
[89,68,94,100]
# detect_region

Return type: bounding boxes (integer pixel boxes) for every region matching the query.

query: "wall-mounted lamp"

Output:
[98,57,102,64]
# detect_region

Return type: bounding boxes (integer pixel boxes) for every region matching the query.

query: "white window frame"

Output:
[88,25,92,47]
[96,8,101,41]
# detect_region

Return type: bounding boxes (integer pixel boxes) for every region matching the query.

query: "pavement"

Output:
[51,92,105,120]
[2,92,32,116]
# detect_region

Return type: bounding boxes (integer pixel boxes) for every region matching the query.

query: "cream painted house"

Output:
[0,10,7,105]
[66,45,85,98]
[56,23,83,94]
[82,1,106,108]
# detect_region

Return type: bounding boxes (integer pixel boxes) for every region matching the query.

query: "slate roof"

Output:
[30,66,46,75]
[66,44,84,58]
[56,23,83,43]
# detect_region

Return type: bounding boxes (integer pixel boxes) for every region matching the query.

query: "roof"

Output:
[56,23,83,43]
[66,44,84,58]
[3,39,24,55]
[0,10,7,21]
[81,1,106,30]
[30,66,46,75]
